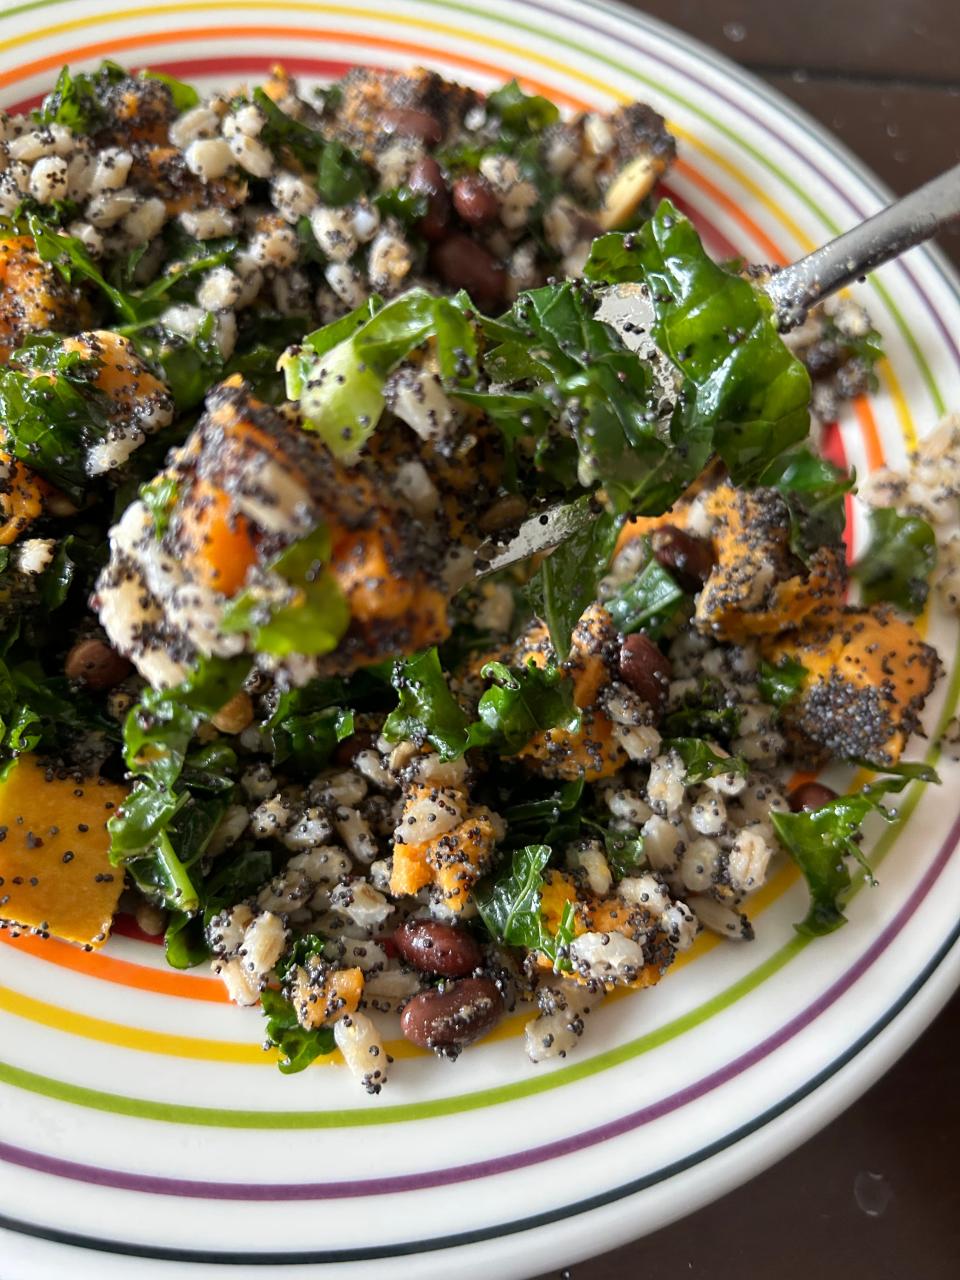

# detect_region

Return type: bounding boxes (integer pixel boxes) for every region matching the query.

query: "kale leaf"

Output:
[382,647,471,761]
[758,655,808,709]
[603,828,646,879]
[260,987,335,1074]
[535,503,621,658]
[603,536,686,637]
[667,737,748,783]
[770,775,931,936]
[383,649,580,761]
[474,843,576,969]
[108,656,249,913]
[468,659,580,755]
[852,507,937,614]
[32,62,125,132]
[585,201,812,485]
[0,338,113,500]
[760,447,854,562]
[220,524,350,658]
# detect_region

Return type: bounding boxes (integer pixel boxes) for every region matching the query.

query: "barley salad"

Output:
[0,61,952,1092]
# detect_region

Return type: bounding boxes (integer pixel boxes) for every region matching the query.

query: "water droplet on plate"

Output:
[854,1170,893,1217]
[723,21,747,42]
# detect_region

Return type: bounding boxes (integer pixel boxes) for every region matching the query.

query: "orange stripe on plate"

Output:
[852,394,884,472]
[673,155,787,265]
[0,930,228,1002]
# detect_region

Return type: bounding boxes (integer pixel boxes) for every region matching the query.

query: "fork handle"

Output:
[763,163,960,330]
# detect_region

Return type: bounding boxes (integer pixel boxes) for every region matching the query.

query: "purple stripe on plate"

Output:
[4,802,959,1201]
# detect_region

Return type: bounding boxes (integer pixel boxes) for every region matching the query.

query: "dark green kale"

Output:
[852,507,937,615]
[467,660,580,755]
[666,737,748,783]
[759,447,854,562]
[383,648,580,762]
[771,772,935,936]
[220,524,350,658]
[260,987,335,1074]
[585,201,812,485]
[603,537,686,637]
[382,647,471,761]
[473,843,575,969]
[757,655,808,709]
[108,656,249,914]
[532,503,621,658]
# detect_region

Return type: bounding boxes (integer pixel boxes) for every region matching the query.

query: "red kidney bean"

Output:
[452,173,499,228]
[65,638,131,690]
[618,632,672,717]
[650,524,716,594]
[788,782,838,812]
[393,920,483,978]
[430,233,507,310]
[400,977,503,1052]
[408,155,450,241]
[380,107,443,145]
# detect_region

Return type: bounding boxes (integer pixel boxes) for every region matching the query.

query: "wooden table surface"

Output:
[536,2,960,1277]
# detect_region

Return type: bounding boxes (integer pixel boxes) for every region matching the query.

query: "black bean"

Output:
[788,782,838,812]
[452,173,499,228]
[408,155,450,241]
[650,524,715,593]
[430,233,507,310]
[618,632,672,717]
[400,977,503,1052]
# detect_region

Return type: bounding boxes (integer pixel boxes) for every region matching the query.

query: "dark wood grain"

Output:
[636,0,960,83]
[533,3,960,1277]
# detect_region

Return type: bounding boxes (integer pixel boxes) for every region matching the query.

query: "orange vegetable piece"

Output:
[0,452,50,546]
[0,236,84,362]
[0,758,126,948]
[763,604,940,765]
[390,793,499,910]
[291,964,364,1029]
[330,525,416,623]
[178,479,260,596]
[516,605,627,781]
[538,871,670,991]
[694,483,846,640]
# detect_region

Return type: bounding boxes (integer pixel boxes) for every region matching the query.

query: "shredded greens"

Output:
[771,770,937,936]
[382,648,580,761]
[474,844,576,970]
[853,507,937,614]
[108,657,249,913]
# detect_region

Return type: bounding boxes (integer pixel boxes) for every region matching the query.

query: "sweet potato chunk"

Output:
[0,453,51,546]
[695,483,846,640]
[763,605,940,765]
[0,237,85,362]
[0,758,126,947]
[516,605,627,781]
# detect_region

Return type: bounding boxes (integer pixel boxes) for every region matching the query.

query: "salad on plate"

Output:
[0,59,955,1091]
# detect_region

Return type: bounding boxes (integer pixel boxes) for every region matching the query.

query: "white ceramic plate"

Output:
[1,3,959,1277]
